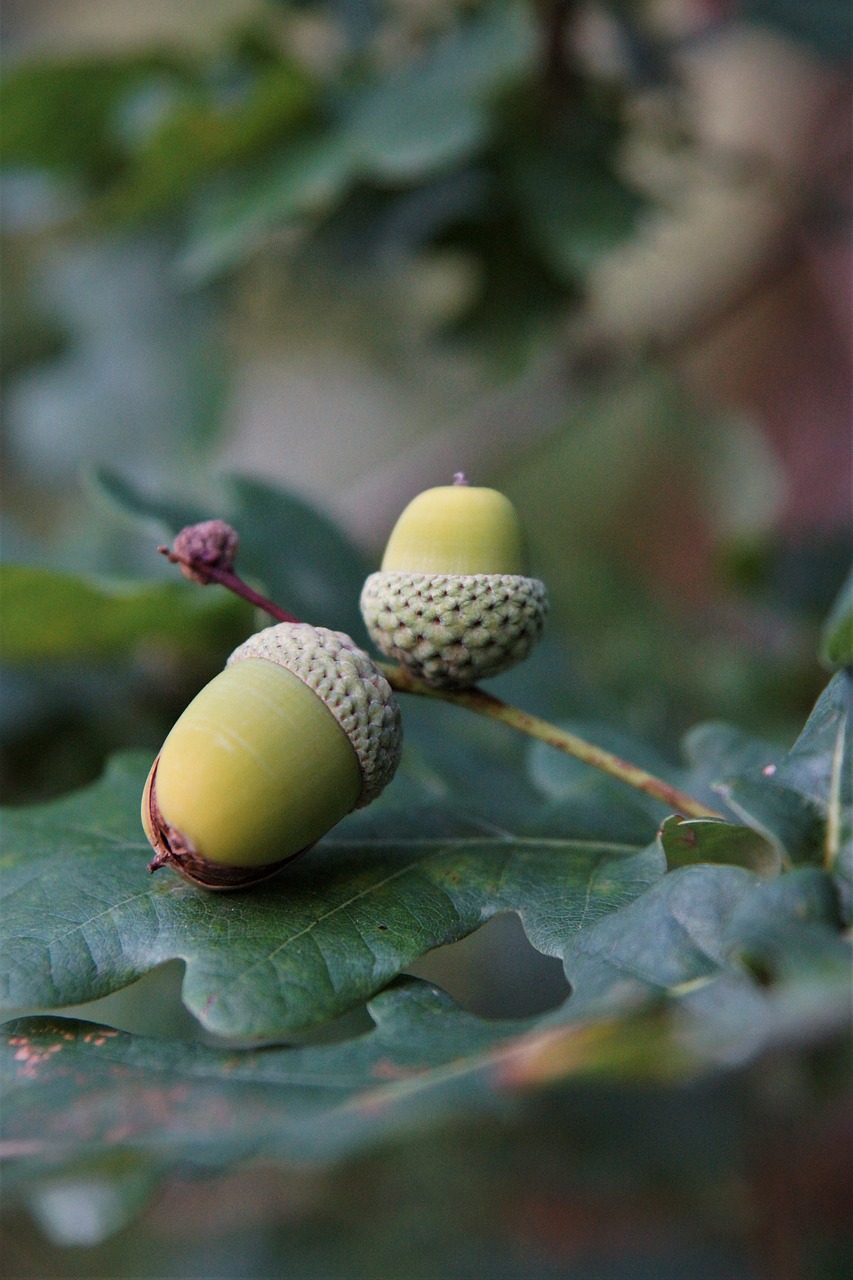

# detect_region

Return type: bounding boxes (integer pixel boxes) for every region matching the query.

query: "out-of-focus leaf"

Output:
[742,0,853,62]
[4,877,849,1175]
[341,2,535,180]
[680,721,786,803]
[0,981,538,1170]
[719,673,851,869]
[0,566,248,664]
[821,565,853,669]
[659,816,781,877]
[508,128,642,282]
[722,775,827,865]
[559,864,757,1016]
[722,866,842,971]
[92,469,370,639]
[0,751,663,1040]
[101,64,316,223]
[180,130,357,281]
[528,717,680,810]
[6,237,227,488]
[0,56,191,180]
[439,211,568,368]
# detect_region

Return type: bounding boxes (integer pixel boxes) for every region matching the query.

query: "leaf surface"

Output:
[3,867,848,1180]
[820,565,853,668]
[0,565,247,663]
[0,753,662,1040]
[92,468,370,640]
[719,673,851,868]
[340,3,535,180]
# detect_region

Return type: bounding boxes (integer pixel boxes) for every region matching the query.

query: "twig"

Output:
[161,524,724,821]
[382,663,724,820]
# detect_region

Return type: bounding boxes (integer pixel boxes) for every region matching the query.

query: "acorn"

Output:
[142,623,402,890]
[360,476,548,689]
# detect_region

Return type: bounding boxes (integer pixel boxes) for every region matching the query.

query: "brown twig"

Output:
[161,524,724,820]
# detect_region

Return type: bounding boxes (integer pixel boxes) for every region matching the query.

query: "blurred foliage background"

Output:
[2,0,851,803]
[1,1,851,1276]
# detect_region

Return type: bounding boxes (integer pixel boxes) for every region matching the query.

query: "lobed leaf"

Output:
[820,565,853,669]
[659,816,781,877]
[0,565,247,664]
[91,468,370,640]
[0,752,662,1040]
[0,56,192,179]
[718,673,851,870]
[340,2,535,181]
[3,868,848,1183]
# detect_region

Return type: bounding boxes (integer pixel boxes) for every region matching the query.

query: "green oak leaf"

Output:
[0,979,540,1173]
[0,565,248,664]
[100,63,316,224]
[91,468,370,641]
[719,672,851,870]
[0,55,192,178]
[821,564,853,668]
[0,752,663,1041]
[340,2,535,181]
[3,868,848,1190]
[658,816,781,877]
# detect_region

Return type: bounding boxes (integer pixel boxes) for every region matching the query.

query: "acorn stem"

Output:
[157,527,721,820]
[381,664,724,820]
[158,545,300,624]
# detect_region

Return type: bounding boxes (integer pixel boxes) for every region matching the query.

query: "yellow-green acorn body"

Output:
[142,623,402,889]
[360,481,548,689]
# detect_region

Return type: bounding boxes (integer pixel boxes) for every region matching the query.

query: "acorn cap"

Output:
[360,571,548,689]
[227,622,402,806]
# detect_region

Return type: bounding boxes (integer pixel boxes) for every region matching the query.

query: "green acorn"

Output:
[142,623,402,890]
[360,477,548,689]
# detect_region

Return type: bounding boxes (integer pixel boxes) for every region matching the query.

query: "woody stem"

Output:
[160,539,723,820]
[381,665,724,820]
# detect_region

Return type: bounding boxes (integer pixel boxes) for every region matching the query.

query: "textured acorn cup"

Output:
[142,623,402,890]
[360,484,548,689]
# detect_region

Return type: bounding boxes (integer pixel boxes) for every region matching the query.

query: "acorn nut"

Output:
[142,623,402,889]
[360,478,548,688]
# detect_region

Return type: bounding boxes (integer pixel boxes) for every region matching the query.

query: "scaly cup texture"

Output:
[360,483,548,688]
[142,623,402,889]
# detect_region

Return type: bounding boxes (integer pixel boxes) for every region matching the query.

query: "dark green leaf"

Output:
[560,865,758,1015]
[722,775,826,865]
[91,469,370,639]
[0,56,191,180]
[680,721,786,805]
[723,866,842,971]
[3,856,849,1193]
[0,982,525,1168]
[742,0,852,62]
[509,133,642,282]
[180,130,357,281]
[0,565,248,664]
[0,752,662,1040]
[659,816,781,877]
[719,673,851,867]
[341,3,535,180]
[820,564,853,668]
[101,64,316,223]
